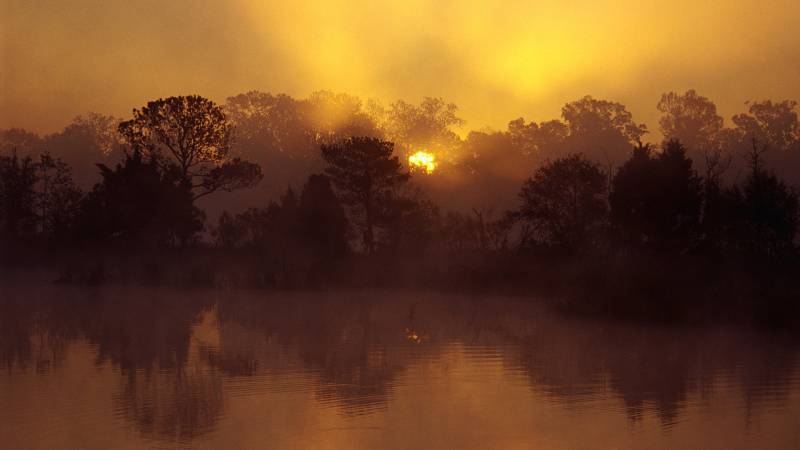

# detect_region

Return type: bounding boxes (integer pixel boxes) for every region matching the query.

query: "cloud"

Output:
[1,0,798,134]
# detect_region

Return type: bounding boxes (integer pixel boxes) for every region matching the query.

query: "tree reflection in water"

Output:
[1,287,798,445]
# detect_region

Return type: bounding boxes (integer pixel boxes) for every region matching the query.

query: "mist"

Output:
[2,0,799,135]
[2,2,800,449]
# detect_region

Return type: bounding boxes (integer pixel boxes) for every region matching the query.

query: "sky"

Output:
[1,0,799,136]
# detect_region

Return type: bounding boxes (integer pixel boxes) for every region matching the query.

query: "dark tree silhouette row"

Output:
[3,90,798,214]
[1,92,799,321]
[513,140,797,258]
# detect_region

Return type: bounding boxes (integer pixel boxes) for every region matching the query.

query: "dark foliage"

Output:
[212,174,350,285]
[2,90,799,324]
[297,174,349,260]
[0,151,38,244]
[35,152,83,243]
[321,136,410,253]
[610,140,703,252]
[0,150,82,250]
[723,142,799,257]
[118,95,263,200]
[76,151,203,247]
[514,154,607,251]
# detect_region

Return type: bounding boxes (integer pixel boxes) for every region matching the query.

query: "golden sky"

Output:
[1,0,798,135]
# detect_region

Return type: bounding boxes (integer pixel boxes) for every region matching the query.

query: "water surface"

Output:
[1,286,798,449]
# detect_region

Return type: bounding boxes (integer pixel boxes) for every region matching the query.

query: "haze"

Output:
[2,0,799,135]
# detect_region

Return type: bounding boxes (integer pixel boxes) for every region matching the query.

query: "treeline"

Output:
[1,96,262,257]
[1,91,799,322]
[4,89,800,213]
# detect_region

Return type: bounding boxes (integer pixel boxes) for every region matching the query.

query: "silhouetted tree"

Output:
[222,91,382,214]
[732,100,800,184]
[43,114,124,188]
[563,96,647,144]
[321,137,410,254]
[514,154,607,251]
[0,151,38,245]
[699,166,732,252]
[297,174,349,259]
[118,95,262,201]
[212,189,297,253]
[305,91,382,144]
[560,96,648,166]
[211,180,346,286]
[725,140,799,257]
[610,140,702,251]
[77,151,203,247]
[213,209,258,250]
[507,117,568,161]
[378,190,441,254]
[458,130,530,211]
[225,92,312,154]
[0,128,42,157]
[657,90,724,157]
[450,117,568,212]
[213,211,247,250]
[35,152,82,243]
[732,100,799,153]
[2,117,124,190]
[438,208,510,252]
[372,97,463,158]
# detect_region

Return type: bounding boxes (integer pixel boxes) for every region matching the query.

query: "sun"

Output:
[408,150,437,174]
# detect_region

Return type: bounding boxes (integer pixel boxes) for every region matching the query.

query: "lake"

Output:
[1,286,798,449]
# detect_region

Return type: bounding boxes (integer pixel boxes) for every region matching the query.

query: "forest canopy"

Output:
[1,89,799,320]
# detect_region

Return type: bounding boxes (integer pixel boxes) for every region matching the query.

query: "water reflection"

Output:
[524,320,800,427]
[1,287,798,449]
[113,366,224,441]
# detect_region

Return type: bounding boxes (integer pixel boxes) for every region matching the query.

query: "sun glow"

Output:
[408,151,437,174]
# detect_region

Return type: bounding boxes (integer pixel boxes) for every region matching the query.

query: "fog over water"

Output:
[1,286,798,449]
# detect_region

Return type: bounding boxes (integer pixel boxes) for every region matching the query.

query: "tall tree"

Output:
[457,130,528,211]
[297,174,349,259]
[35,152,82,242]
[507,117,568,160]
[118,95,262,201]
[657,90,724,156]
[321,137,410,254]
[562,96,647,144]
[77,151,203,247]
[372,97,463,158]
[725,140,799,257]
[0,128,42,157]
[560,96,648,167]
[732,100,799,153]
[610,140,703,251]
[447,118,569,212]
[45,114,125,188]
[225,91,312,155]
[515,154,608,251]
[732,100,800,184]
[0,151,38,244]
[305,91,381,144]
